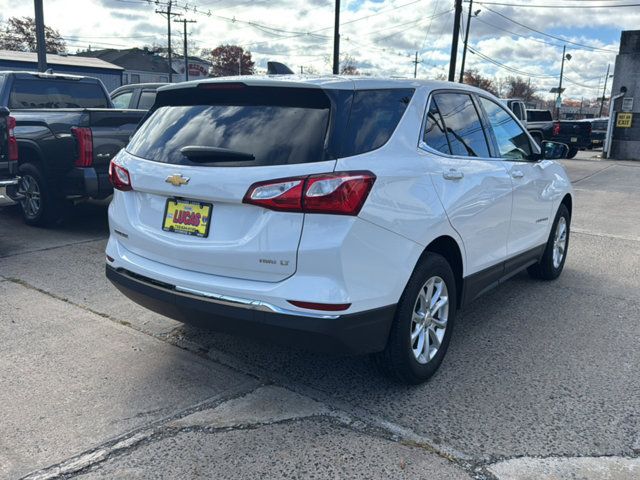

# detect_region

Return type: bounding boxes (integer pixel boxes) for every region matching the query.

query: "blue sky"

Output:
[0,0,636,100]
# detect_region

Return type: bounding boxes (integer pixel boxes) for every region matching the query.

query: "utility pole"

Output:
[174,18,196,82]
[458,0,474,83]
[156,1,181,83]
[333,0,340,74]
[599,63,611,118]
[34,0,47,72]
[412,51,421,78]
[238,54,242,75]
[448,0,463,82]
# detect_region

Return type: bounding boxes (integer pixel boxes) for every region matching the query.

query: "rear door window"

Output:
[136,90,156,110]
[127,86,331,166]
[432,92,490,158]
[340,89,414,157]
[111,91,133,109]
[9,78,109,109]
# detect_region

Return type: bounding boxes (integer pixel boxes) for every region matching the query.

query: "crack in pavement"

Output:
[19,380,261,480]
[0,237,106,259]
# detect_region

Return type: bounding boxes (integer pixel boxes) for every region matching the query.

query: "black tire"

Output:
[528,204,570,280]
[17,162,63,227]
[567,147,578,159]
[372,252,457,384]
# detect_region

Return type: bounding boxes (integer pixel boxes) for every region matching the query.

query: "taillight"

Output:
[108,159,132,191]
[552,122,561,136]
[7,115,17,161]
[71,127,93,167]
[243,171,375,216]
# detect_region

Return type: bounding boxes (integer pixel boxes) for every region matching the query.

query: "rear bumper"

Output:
[64,167,112,199]
[106,265,396,355]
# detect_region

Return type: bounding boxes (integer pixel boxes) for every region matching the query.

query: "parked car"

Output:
[525,109,554,146]
[106,77,572,384]
[550,120,592,158]
[0,107,19,192]
[578,117,608,149]
[0,71,146,225]
[502,100,552,147]
[110,83,167,111]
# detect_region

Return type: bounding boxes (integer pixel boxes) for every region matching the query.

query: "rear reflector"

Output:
[7,115,17,161]
[287,300,351,312]
[243,171,375,216]
[108,159,132,191]
[71,127,93,167]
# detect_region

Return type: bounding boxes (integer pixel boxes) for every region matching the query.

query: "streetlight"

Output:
[554,47,571,120]
[459,3,481,83]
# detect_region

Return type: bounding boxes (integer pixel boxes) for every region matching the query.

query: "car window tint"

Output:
[480,97,532,160]
[423,98,451,155]
[137,91,156,110]
[341,89,414,156]
[112,91,132,109]
[9,79,110,109]
[127,104,330,166]
[433,93,490,158]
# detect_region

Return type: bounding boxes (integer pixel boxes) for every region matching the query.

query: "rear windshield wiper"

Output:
[179,146,255,162]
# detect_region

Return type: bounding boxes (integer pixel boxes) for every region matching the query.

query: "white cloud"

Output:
[0,0,635,99]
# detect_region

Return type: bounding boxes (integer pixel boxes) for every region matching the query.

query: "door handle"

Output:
[511,170,524,179]
[443,169,464,180]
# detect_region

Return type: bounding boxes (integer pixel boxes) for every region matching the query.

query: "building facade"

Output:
[76,48,175,89]
[609,30,640,160]
[0,50,123,91]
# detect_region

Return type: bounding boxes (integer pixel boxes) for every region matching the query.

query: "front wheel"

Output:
[372,253,457,384]
[528,204,570,280]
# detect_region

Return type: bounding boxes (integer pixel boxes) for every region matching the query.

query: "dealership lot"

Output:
[1,153,639,479]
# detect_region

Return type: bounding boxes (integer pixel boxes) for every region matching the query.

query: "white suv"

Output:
[106,77,572,383]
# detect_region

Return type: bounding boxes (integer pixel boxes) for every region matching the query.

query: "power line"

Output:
[481,5,618,52]
[472,1,640,7]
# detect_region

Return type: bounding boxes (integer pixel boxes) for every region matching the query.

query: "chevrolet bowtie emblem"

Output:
[165,174,190,187]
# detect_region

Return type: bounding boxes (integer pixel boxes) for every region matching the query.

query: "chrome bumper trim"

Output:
[174,285,341,320]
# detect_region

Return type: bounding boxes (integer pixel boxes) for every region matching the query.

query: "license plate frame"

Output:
[162,198,212,238]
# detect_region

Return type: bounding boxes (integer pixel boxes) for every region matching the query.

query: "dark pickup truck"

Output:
[0,107,19,191]
[1,71,145,226]
[550,120,591,158]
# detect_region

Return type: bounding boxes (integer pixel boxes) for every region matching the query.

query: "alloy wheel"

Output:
[411,276,449,364]
[18,174,42,219]
[553,217,567,269]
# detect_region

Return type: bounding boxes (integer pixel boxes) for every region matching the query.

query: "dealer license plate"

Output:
[162,199,212,238]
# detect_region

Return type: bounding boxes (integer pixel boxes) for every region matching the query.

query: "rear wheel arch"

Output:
[561,193,572,218]
[419,236,464,310]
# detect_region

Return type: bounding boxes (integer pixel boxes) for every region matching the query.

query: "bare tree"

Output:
[204,45,255,77]
[0,16,66,54]
[340,54,359,75]
[505,76,540,103]
[463,69,498,96]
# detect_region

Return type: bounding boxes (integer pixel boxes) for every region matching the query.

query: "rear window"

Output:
[9,78,109,109]
[526,110,553,122]
[127,86,330,166]
[593,120,608,130]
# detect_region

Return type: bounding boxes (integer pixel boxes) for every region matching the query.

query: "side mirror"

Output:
[541,140,569,160]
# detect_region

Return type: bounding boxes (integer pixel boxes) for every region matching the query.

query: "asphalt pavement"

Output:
[1,151,639,480]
